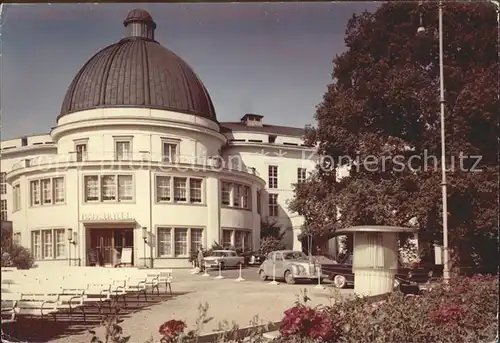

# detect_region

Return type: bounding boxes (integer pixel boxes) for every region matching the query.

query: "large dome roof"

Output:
[58,9,217,121]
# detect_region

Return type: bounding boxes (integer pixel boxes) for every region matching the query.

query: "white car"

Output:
[203,250,244,269]
[258,250,326,284]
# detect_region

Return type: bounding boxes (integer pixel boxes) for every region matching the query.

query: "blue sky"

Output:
[1,2,378,140]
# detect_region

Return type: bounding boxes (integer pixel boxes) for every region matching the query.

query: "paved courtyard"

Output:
[7,269,352,343]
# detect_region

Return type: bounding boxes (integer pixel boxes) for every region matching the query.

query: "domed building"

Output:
[0,10,329,268]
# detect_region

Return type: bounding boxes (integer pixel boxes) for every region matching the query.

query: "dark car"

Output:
[240,251,266,266]
[321,254,433,289]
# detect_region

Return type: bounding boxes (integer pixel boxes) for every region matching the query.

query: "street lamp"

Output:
[417,0,500,282]
[417,0,450,282]
[142,227,148,268]
[67,228,75,266]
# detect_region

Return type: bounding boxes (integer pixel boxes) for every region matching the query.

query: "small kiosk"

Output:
[332,225,417,296]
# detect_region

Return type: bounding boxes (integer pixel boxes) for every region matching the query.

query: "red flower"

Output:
[280,305,340,342]
[159,319,187,340]
[428,304,464,324]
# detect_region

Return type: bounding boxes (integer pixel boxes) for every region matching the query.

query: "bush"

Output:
[1,242,34,269]
[276,275,498,343]
[259,236,285,255]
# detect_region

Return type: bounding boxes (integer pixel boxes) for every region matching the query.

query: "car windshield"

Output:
[283,252,308,260]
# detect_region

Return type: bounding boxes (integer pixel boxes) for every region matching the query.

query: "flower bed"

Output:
[277,275,498,343]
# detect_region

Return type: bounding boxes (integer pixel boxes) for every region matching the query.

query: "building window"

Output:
[13,184,21,211]
[233,185,241,207]
[220,182,251,209]
[31,231,41,260]
[156,176,171,202]
[157,227,172,257]
[75,143,87,162]
[173,177,187,202]
[256,189,262,215]
[55,229,66,258]
[31,228,66,260]
[30,177,65,206]
[297,168,307,183]
[269,193,279,217]
[53,178,65,203]
[222,229,233,247]
[0,200,7,221]
[42,230,53,259]
[41,179,52,204]
[0,172,6,195]
[162,142,178,163]
[221,182,231,206]
[118,175,133,201]
[115,138,132,161]
[101,175,116,201]
[235,231,243,250]
[30,180,40,206]
[189,178,202,203]
[174,228,188,256]
[157,227,204,258]
[156,176,203,204]
[84,174,134,202]
[242,186,251,209]
[268,166,278,189]
[13,232,21,245]
[244,232,251,251]
[84,176,99,201]
[190,228,203,253]
[222,229,251,251]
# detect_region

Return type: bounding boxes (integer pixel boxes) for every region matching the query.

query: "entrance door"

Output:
[89,229,134,266]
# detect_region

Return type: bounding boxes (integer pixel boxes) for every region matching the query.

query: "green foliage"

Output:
[274,276,498,343]
[258,218,286,255]
[289,2,499,273]
[261,218,285,240]
[1,238,34,269]
[258,236,285,255]
[331,275,498,342]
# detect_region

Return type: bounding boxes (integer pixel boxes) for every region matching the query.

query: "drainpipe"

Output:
[76,164,81,266]
[149,135,154,268]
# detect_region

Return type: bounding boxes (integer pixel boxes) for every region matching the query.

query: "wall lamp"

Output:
[142,227,148,243]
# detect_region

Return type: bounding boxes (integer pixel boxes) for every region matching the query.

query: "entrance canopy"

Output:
[81,219,137,229]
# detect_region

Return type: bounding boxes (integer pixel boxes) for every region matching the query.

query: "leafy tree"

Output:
[260,218,285,240]
[289,2,499,273]
[259,218,285,254]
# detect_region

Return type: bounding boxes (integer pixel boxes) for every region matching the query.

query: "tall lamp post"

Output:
[418,0,500,282]
[142,227,148,268]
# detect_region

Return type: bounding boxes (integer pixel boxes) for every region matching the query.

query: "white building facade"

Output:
[0,9,320,268]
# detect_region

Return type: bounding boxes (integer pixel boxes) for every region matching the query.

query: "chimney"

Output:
[240,113,264,127]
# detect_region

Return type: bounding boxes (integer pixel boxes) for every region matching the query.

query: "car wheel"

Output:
[259,270,268,281]
[284,270,296,284]
[333,275,347,289]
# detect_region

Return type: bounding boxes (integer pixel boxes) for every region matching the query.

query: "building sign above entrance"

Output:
[80,212,135,222]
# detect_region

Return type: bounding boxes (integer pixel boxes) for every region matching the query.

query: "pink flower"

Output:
[159,319,187,340]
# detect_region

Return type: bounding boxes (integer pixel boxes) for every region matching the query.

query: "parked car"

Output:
[203,250,244,269]
[313,254,338,265]
[258,250,327,284]
[239,251,266,266]
[321,253,433,289]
